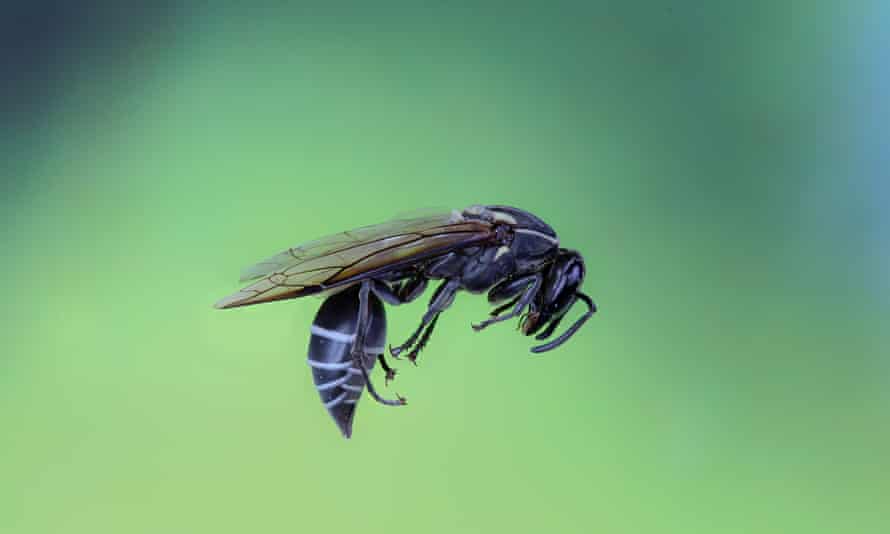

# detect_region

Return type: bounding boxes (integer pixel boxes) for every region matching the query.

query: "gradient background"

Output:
[2,2,889,533]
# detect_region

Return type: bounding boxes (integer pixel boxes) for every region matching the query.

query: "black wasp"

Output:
[215,205,596,437]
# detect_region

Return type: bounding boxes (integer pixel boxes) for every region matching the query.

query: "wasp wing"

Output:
[238,210,455,283]
[214,210,492,309]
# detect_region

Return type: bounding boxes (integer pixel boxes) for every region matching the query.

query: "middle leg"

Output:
[389,278,460,359]
[405,312,440,365]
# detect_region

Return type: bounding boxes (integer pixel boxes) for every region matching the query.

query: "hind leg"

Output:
[366,277,428,384]
[377,353,397,385]
[351,281,406,406]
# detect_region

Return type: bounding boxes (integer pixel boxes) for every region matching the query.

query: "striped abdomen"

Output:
[307,286,386,438]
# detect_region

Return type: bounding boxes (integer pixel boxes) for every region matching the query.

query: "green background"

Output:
[3,2,888,533]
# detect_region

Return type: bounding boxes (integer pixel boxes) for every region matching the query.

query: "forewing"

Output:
[237,211,467,282]
[215,211,491,309]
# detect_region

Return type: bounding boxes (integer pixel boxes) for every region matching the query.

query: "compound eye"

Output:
[546,285,576,317]
[544,258,584,316]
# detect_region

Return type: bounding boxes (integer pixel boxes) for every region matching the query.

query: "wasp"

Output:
[215,205,596,437]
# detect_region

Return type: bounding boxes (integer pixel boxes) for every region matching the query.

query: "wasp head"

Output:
[521,249,586,337]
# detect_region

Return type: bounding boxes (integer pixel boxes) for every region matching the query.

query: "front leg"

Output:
[351,281,406,406]
[472,273,542,331]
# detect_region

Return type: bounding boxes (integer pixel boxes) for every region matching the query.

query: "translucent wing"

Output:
[238,210,456,283]
[214,210,493,309]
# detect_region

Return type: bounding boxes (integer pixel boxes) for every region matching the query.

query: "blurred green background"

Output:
[2,2,888,533]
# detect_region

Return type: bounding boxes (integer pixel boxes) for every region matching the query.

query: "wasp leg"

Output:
[389,322,425,359]
[377,353,397,386]
[489,295,521,317]
[368,277,427,376]
[390,279,459,358]
[352,281,406,406]
[370,276,428,306]
[534,311,565,341]
[472,273,542,331]
[395,274,429,303]
[406,313,439,365]
[530,292,597,353]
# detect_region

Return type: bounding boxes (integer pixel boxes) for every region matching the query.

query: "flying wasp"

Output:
[215,205,596,437]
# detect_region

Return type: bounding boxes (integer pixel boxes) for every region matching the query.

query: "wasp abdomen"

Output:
[307,286,386,438]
